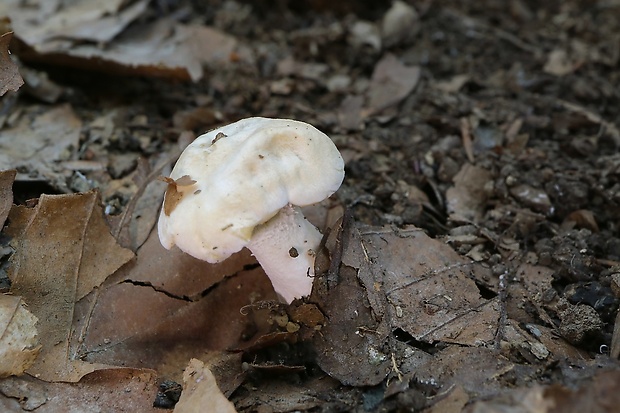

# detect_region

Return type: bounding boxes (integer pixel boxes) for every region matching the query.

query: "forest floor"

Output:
[1,0,620,412]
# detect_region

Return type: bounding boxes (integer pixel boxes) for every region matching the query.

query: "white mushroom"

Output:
[158,117,345,303]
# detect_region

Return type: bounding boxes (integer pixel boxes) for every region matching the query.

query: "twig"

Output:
[494,268,509,349]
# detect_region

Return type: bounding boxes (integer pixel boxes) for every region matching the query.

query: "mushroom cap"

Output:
[158,117,345,263]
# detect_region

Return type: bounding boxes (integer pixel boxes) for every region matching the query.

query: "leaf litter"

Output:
[1,0,620,411]
[2,0,246,82]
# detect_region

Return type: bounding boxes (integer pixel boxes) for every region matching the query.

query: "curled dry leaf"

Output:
[160,174,197,216]
[6,190,134,382]
[0,294,40,378]
[0,169,16,228]
[2,0,148,46]
[5,0,242,82]
[174,358,237,413]
[0,31,24,96]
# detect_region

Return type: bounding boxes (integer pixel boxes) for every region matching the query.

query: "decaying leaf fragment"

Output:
[174,358,237,413]
[0,295,40,378]
[361,226,498,346]
[0,367,161,412]
[0,32,24,96]
[160,175,197,216]
[0,169,16,228]
[366,53,420,114]
[4,0,242,83]
[311,215,391,387]
[446,163,493,223]
[6,190,134,382]
[311,220,498,386]
[0,104,81,189]
[77,225,275,379]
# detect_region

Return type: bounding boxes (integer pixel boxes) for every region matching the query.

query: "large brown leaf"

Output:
[6,190,134,382]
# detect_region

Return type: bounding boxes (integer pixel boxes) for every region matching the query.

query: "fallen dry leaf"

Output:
[0,169,15,228]
[360,226,498,346]
[77,225,277,380]
[367,53,420,114]
[232,378,330,412]
[109,155,174,251]
[0,367,160,412]
[0,104,81,189]
[197,352,244,397]
[465,369,620,413]
[0,32,23,96]
[311,217,392,386]
[446,163,493,223]
[6,190,134,382]
[312,220,498,386]
[338,94,365,131]
[174,359,237,413]
[1,0,148,46]
[0,294,40,378]
[422,346,514,400]
[7,0,242,82]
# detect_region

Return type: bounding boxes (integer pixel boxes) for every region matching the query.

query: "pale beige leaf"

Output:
[0,0,146,46]
[174,359,237,413]
[0,294,40,378]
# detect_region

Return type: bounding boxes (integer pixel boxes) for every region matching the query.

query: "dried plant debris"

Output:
[1,0,620,411]
[311,216,391,386]
[76,225,276,380]
[0,169,15,228]
[465,369,620,413]
[0,32,23,96]
[0,104,80,189]
[173,359,237,413]
[161,174,197,216]
[311,219,497,388]
[6,190,134,382]
[366,53,421,114]
[0,294,40,378]
[0,368,160,412]
[446,164,493,224]
[1,1,245,81]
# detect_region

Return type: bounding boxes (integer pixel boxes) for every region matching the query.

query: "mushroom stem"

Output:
[246,204,323,303]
